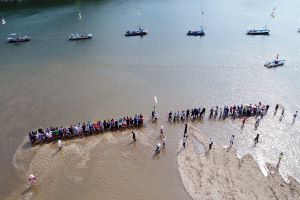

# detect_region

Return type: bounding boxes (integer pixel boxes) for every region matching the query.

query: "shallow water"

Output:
[1,0,300,199]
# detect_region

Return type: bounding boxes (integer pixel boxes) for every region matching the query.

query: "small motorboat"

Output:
[69,33,93,41]
[187,29,205,36]
[125,27,148,37]
[7,33,31,43]
[264,60,285,68]
[247,28,270,35]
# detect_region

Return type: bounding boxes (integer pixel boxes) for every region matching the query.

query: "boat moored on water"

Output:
[264,54,285,68]
[247,28,270,35]
[125,27,148,37]
[187,27,205,36]
[69,33,93,41]
[7,33,31,43]
[264,60,285,68]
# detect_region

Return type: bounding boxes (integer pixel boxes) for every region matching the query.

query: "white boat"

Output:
[7,33,31,43]
[69,33,92,41]
[247,8,275,36]
[264,59,285,68]
[247,28,270,35]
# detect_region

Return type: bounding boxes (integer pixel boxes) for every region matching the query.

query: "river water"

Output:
[0,0,300,199]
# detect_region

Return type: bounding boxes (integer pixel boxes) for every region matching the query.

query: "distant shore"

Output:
[177,125,300,200]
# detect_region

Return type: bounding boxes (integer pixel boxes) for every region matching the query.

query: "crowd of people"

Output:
[168,102,270,122]
[28,114,144,145]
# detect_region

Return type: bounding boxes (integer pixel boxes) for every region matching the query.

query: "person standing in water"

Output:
[255,117,260,129]
[58,140,62,151]
[184,123,188,136]
[208,138,213,150]
[293,111,298,124]
[229,135,235,146]
[155,143,161,154]
[279,152,284,160]
[28,174,37,187]
[183,136,187,149]
[281,109,285,117]
[254,133,259,144]
[160,126,164,138]
[274,104,279,115]
[162,135,166,147]
[132,131,136,142]
[279,108,285,121]
[242,117,246,127]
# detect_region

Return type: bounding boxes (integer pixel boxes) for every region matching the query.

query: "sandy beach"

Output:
[177,125,300,200]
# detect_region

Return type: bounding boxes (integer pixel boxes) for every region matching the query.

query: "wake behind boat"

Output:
[125,27,148,37]
[247,28,270,35]
[7,33,31,43]
[69,33,93,41]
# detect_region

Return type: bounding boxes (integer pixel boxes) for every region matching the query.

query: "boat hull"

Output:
[8,38,31,43]
[69,34,93,41]
[264,60,285,68]
[187,31,205,36]
[69,36,92,41]
[125,31,147,37]
[247,30,270,35]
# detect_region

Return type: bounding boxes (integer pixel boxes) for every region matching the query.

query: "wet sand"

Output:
[177,125,300,200]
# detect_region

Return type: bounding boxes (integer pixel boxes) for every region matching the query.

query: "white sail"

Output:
[1,18,5,25]
[153,95,158,104]
[78,12,82,20]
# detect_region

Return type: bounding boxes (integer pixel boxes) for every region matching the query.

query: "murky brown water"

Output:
[1,0,300,199]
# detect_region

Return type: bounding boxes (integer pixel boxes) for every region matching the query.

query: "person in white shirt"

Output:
[58,140,62,150]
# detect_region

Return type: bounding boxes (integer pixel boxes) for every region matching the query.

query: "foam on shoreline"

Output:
[177,126,300,200]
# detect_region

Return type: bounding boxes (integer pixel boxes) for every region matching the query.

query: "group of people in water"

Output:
[26,102,298,188]
[28,114,144,145]
[168,102,270,123]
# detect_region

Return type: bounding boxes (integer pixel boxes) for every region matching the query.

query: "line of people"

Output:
[28,114,144,145]
[168,108,206,122]
[168,102,270,123]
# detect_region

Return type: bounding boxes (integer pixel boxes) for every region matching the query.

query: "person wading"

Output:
[132,131,136,142]
[184,123,188,136]
[58,140,62,151]
[162,135,166,147]
[230,135,235,146]
[209,138,213,150]
[183,136,187,149]
[254,133,259,144]
[242,117,246,127]
[293,111,298,124]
